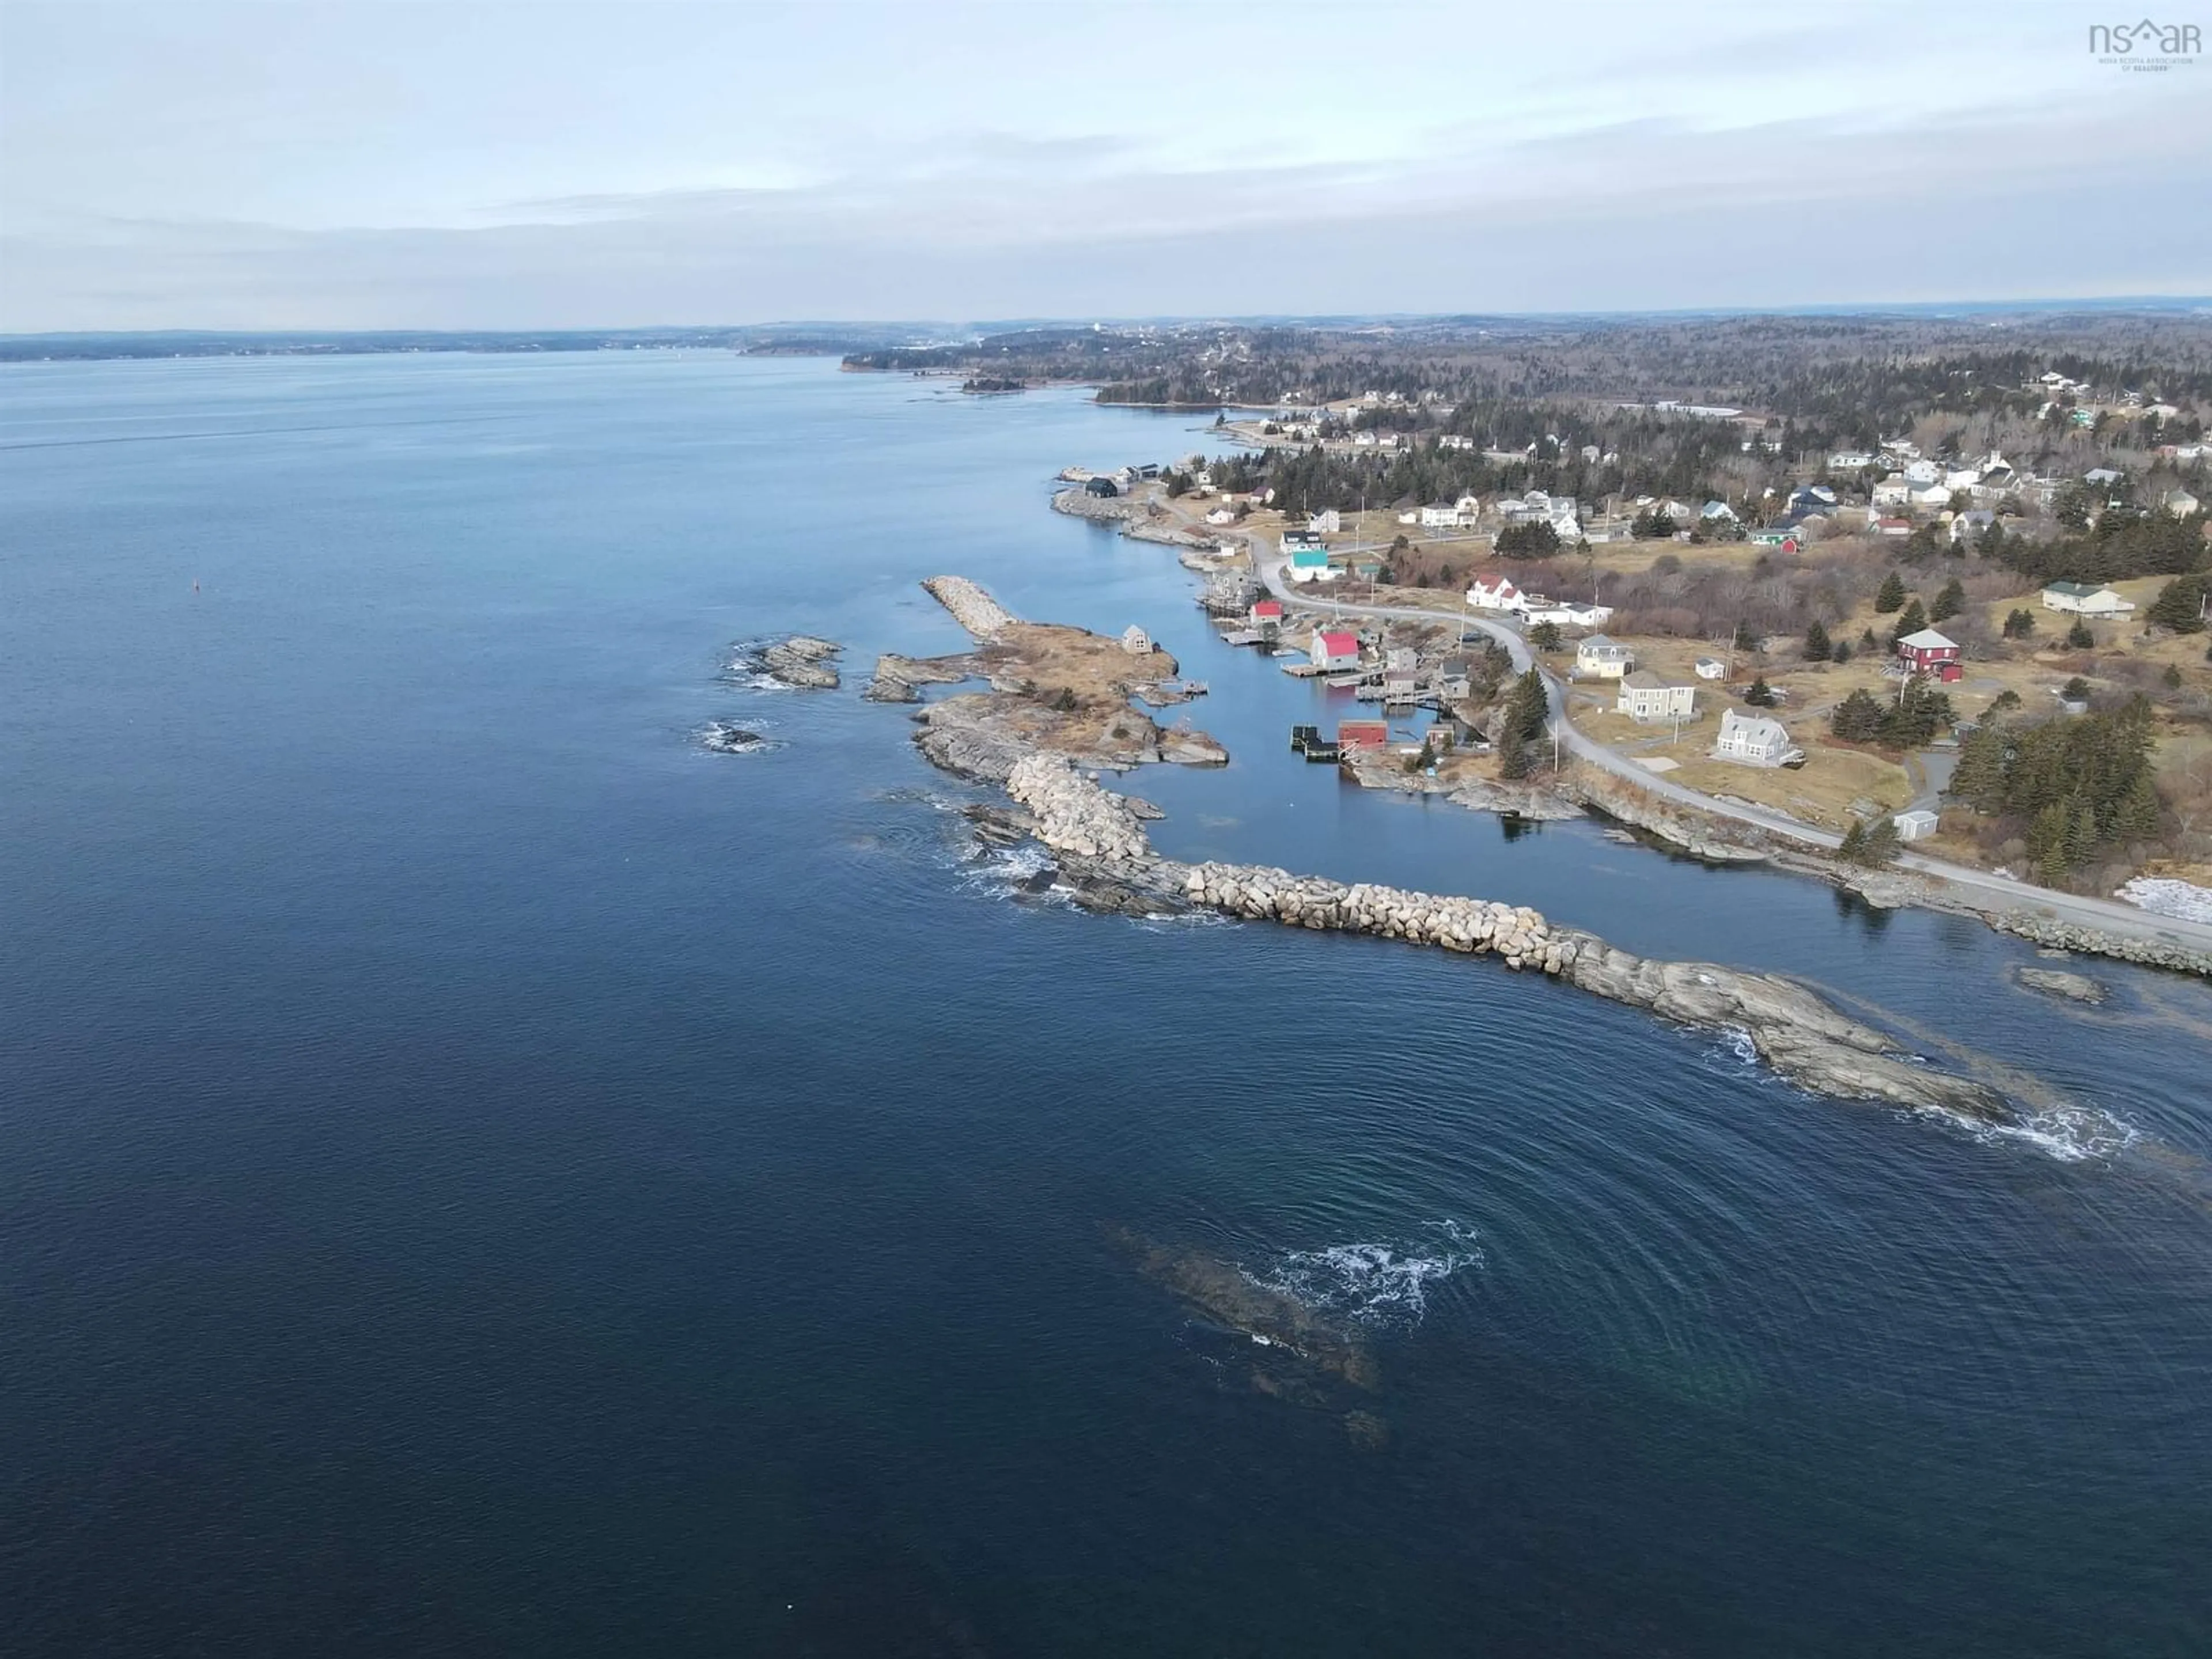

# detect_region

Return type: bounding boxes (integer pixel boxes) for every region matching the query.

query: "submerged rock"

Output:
[1117,1230,1382,1393]
[2014,965,2109,1005]
[700,722,772,754]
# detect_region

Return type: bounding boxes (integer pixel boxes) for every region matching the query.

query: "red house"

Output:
[1251,599,1283,626]
[1337,720,1390,751]
[1896,627,1963,683]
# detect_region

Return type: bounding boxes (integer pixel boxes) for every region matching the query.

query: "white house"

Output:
[1908,483,1953,510]
[1308,509,1342,534]
[1310,629,1361,672]
[1903,459,1941,484]
[1829,451,1876,471]
[1616,671,1695,723]
[1700,499,1738,522]
[2040,581,2136,617]
[1694,656,1726,680]
[1465,574,1526,612]
[1714,709,1797,766]
[1205,506,1237,526]
[1524,601,1614,627]
[1419,501,1463,529]
[1949,509,1995,544]
[1575,635,1635,679]
[1872,477,1912,508]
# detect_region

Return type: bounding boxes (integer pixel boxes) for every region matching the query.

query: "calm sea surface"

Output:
[3,354,2209,1656]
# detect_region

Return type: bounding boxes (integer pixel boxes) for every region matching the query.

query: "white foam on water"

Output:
[698,721,782,755]
[1248,1221,1483,1328]
[1957,1101,2143,1165]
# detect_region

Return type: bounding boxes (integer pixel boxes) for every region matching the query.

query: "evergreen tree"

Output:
[1874,570,1907,613]
[1930,578,1966,623]
[1804,619,1831,659]
[1510,667,1550,741]
[1528,620,1563,652]
[2146,574,2208,632]
[1744,676,1776,706]
[1832,638,1852,664]
[1889,598,1928,646]
[1830,689,1887,742]
[2066,618,2095,649]
[2002,608,2036,639]
[1945,726,2008,809]
[1836,814,1900,866]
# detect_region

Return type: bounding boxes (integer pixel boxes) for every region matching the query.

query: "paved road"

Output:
[1254,554,2212,955]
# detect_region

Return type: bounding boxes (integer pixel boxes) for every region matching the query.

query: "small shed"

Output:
[1120,625,1153,656]
[1083,476,1119,498]
[1338,720,1390,751]
[1892,809,1939,842]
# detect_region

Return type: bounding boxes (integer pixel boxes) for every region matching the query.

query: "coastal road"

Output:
[1254,554,2212,956]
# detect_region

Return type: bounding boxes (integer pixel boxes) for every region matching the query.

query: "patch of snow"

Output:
[2113,876,2212,925]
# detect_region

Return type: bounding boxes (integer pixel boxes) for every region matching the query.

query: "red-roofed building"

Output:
[1310,630,1361,671]
[1251,599,1284,627]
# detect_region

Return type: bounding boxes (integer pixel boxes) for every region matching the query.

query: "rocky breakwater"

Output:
[920,575,1017,641]
[1005,753,1153,861]
[1176,861,2010,1120]
[1988,911,2212,979]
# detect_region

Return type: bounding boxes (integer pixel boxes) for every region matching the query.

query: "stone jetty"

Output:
[986,762,2013,1123]
[921,575,1016,639]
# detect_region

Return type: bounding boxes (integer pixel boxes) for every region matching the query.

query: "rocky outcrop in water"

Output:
[2014,965,2109,1005]
[863,652,976,703]
[700,722,772,754]
[741,634,843,689]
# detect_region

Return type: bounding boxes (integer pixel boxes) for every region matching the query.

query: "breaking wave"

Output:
[698,720,781,755]
[1956,1101,2143,1165]
[1247,1221,1483,1328]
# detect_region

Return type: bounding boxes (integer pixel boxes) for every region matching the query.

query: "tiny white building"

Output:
[1120,625,1153,656]
[1694,656,1726,680]
[1308,509,1342,534]
[1714,709,1796,766]
[1892,809,1940,842]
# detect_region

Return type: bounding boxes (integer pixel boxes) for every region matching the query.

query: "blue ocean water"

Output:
[2,353,2208,1657]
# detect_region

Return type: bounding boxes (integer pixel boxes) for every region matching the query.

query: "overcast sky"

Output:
[2,0,2206,331]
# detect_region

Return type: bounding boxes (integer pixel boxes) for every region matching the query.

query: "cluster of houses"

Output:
[1397,488,1584,543]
